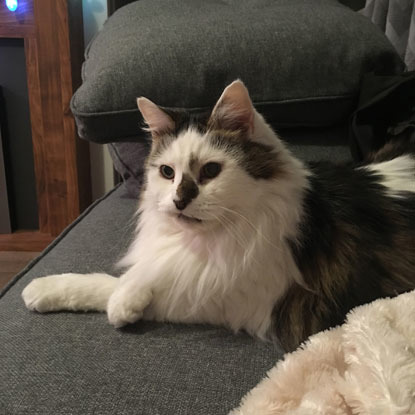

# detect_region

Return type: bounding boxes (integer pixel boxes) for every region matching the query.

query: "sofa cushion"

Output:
[71,0,404,143]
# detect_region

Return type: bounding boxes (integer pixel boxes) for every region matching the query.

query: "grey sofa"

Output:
[1,0,403,413]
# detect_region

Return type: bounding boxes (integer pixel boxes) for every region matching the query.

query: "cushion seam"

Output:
[71,95,355,117]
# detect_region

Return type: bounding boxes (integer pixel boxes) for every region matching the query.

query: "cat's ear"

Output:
[137,97,175,138]
[209,80,254,134]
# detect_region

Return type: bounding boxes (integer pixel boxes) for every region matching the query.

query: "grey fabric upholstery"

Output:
[71,0,403,143]
[282,125,352,162]
[108,141,150,198]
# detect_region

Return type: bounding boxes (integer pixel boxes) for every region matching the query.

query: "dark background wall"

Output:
[0,38,38,230]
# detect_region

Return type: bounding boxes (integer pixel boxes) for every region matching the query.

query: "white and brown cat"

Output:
[22,80,415,351]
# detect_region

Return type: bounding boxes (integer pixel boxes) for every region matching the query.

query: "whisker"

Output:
[206,211,262,268]
[216,212,251,249]
[214,205,283,253]
[206,211,249,253]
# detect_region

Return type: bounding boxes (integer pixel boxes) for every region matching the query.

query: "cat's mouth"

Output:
[177,213,202,224]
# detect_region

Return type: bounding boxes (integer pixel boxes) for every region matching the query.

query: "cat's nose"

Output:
[174,199,188,210]
[174,174,199,211]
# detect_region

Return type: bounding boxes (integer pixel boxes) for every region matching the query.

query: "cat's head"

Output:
[137,80,286,229]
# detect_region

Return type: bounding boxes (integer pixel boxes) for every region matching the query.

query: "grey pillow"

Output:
[71,0,403,143]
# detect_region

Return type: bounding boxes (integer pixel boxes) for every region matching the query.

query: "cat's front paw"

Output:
[107,287,151,328]
[22,276,63,312]
[107,296,144,328]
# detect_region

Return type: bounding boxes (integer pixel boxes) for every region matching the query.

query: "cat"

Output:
[22,80,415,352]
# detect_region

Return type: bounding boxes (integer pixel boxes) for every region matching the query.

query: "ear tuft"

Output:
[209,80,254,133]
[137,97,175,138]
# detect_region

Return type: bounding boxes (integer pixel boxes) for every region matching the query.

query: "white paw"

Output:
[107,288,150,328]
[22,276,64,312]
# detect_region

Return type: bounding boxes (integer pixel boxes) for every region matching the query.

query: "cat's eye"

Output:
[160,165,175,179]
[201,162,221,180]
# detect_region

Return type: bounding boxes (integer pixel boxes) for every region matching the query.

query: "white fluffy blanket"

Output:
[231,290,415,415]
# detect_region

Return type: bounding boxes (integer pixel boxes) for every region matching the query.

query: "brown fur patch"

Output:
[208,130,283,180]
[273,162,415,352]
[365,136,415,163]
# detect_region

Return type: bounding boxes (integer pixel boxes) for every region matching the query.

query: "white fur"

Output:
[22,105,309,340]
[115,112,309,338]
[22,273,117,312]
[362,155,415,196]
[230,290,415,415]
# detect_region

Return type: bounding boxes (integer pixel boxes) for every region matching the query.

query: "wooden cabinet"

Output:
[0,0,91,249]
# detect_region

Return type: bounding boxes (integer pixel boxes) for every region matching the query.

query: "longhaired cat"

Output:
[22,80,415,351]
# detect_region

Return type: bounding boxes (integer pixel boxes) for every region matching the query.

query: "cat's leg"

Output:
[22,273,118,313]
[106,272,153,327]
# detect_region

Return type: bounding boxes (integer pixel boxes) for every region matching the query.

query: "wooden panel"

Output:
[24,37,48,232]
[34,0,68,235]
[0,251,41,289]
[0,251,40,271]
[0,0,35,37]
[30,0,91,236]
[0,231,53,251]
[1,0,91,243]
[57,0,80,221]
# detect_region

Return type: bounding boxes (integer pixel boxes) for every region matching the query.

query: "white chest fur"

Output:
[118,194,304,339]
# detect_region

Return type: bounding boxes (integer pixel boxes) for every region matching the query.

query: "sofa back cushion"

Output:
[71,0,403,143]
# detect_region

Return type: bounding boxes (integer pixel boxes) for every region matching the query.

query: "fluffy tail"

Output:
[22,273,118,313]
